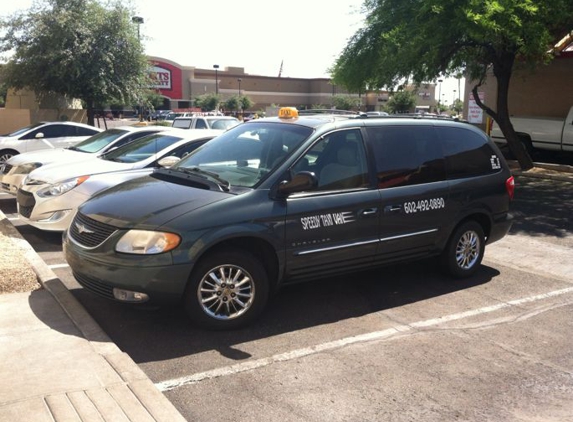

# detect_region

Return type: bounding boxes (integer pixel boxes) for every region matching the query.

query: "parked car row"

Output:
[1,110,515,330]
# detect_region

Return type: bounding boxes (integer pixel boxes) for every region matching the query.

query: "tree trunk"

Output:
[86,99,95,127]
[493,58,534,170]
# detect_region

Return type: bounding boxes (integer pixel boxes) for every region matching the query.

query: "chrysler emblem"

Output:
[75,223,94,234]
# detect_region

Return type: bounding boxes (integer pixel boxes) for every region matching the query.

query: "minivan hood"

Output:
[79,175,229,229]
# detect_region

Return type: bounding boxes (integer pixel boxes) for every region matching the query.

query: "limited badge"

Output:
[490,155,501,170]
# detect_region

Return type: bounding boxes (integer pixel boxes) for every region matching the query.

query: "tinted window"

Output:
[297,129,369,191]
[368,125,445,188]
[436,126,498,179]
[76,126,100,136]
[195,119,208,129]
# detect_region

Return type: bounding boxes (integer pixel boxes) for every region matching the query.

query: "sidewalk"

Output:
[0,212,186,422]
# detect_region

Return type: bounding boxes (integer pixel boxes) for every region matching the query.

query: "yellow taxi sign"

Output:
[278,107,298,119]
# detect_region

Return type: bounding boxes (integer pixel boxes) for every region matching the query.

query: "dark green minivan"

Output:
[64,108,514,329]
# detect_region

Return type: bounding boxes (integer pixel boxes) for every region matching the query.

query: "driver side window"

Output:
[293,129,369,191]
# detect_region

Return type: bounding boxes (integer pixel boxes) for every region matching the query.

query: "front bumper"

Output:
[17,186,90,232]
[63,230,193,305]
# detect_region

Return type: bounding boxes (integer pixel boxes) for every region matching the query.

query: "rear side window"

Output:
[436,126,498,179]
[367,125,445,188]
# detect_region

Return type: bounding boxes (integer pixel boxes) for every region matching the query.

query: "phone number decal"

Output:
[404,197,445,214]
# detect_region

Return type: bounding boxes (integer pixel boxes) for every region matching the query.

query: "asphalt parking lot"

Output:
[1,174,572,421]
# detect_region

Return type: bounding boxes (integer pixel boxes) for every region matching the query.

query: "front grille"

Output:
[1,183,10,192]
[73,271,115,300]
[1,164,12,175]
[17,189,36,218]
[69,212,117,248]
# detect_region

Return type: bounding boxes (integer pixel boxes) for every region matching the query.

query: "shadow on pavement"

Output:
[67,260,498,365]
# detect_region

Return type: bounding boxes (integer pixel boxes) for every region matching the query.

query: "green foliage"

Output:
[450,98,464,114]
[240,95,253,111]
[331,0,573,169]
[195,93,220,111]
[332,0,572,89]
[224,96,240,111]
[332,95,360,111]
[224,95,253,112]
[0,0,150,124]
[387,90,416,113]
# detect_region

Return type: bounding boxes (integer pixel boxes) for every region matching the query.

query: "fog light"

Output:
[39,210,71,222]
[113,288,149,303]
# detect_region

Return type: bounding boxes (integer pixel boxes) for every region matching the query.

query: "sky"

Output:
[2,0,463,102]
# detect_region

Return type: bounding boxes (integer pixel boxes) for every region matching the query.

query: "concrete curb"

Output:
[1,211,186,421]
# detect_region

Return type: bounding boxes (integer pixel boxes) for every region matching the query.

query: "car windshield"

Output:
[208,119,240,130]
[101,133,182,163]
[69,129,129,153]
[4,123,44,137]
[171,122,313,188]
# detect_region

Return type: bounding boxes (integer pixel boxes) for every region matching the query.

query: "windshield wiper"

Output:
[178,167,230,191]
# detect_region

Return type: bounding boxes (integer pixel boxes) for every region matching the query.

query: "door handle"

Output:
[384,205,402,213]
[360,208,378,216]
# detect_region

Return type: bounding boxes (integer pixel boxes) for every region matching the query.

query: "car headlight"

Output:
[16,162,42,175]
[37,175,90,197]
[115,230,181,254]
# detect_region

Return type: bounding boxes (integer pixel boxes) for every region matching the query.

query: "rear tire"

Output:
[184,249,269,330]
[441,221,485,278]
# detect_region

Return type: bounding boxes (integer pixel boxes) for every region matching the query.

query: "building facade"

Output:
[148,56,438,113]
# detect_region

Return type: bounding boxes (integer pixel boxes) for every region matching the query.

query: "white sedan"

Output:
[0,121,102,165]
[0,125,166,195]
[16,128,222,231]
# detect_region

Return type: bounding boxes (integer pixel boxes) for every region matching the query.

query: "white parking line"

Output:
[48,264,69,269]
[155,286,573,392]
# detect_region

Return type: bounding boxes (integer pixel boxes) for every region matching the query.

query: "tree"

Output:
[387,90,416,114]
[332,95,360,111]
[331,0,573,170]
[450,98,464,115]
[195,93,220,111]
[0,0,150,126]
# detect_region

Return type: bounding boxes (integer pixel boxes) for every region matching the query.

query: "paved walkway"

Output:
[0,213,186,422]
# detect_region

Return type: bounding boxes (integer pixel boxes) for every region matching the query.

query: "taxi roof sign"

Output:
[278,107,298,119]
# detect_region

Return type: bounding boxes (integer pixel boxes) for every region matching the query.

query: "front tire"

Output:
[441,221,485,278]
[0,149,18,166]
[184,249,269,330]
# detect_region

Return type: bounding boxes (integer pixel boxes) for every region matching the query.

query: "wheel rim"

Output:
[455,230,481,270]
[0,153,14,165]
[197,264,255,320]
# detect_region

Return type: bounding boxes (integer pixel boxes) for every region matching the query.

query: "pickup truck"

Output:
[490,106,573,153]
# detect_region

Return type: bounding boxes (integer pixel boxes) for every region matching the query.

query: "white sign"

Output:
[468,91,485,124]
[149,66,171,89]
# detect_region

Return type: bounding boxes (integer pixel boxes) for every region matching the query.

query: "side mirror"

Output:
[157,156,181,168]
[277,171,318,196]
[34,132,45,139]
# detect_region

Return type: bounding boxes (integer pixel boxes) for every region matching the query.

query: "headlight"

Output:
[16,162,42,175]
[115,230,181,254]
[37,175,90,197]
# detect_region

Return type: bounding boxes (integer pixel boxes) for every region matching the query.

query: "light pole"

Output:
[453,90,457,105]
[132,16,144,121]
[213,64,219,95]
[437,78,443,113]
[237,78,242,119]
[132,16,144,40]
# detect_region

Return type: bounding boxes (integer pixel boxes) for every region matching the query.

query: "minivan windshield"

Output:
[171,122,313,188]
[69,129,129,153]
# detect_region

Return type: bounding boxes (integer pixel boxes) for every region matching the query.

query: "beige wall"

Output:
[1,88,87,134]
[464,56,572,126]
